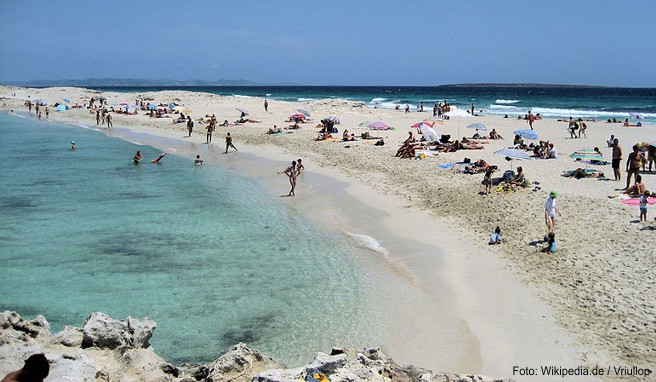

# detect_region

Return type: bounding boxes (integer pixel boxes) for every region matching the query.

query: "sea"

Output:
[0,111,427,366]
[93,85,656,123]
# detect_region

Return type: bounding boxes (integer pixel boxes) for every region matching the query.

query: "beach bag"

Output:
[502,170,515,182]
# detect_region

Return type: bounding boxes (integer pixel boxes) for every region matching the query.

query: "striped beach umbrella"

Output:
[513,129,539,140]
[494,148,532,169]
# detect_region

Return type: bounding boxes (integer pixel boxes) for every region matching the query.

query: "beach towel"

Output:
[438,163,454,169]
[621,197,656,206]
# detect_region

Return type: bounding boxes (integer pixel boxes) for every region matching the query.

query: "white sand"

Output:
[2,86,654,380]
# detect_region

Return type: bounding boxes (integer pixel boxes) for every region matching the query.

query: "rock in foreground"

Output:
[0,311,512,381]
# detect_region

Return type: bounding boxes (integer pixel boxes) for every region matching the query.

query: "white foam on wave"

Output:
[488,104,518,110]
[232,94,252,99]
[370,97,387,104]
[72,123,101,131]
[495,99,520,104]
[265,93,272,97]
[297,98,316,102]
[345,231,389,256]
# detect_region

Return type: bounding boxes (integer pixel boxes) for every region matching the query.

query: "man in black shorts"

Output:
[612,138,622,181]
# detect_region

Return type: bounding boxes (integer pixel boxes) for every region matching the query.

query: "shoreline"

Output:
[2,86,654,380]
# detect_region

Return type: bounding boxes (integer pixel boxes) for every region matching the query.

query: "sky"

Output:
[1,0,655,87]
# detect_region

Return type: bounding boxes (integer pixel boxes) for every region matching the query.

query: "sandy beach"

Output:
[1,86,654,381]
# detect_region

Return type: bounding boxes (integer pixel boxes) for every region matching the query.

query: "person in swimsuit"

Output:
[279,160,298,196]
[133,150,144,164]
[225,132,238,154]
[625,145,646,190]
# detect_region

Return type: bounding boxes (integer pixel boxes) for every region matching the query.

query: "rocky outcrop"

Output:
[0,312,512,382]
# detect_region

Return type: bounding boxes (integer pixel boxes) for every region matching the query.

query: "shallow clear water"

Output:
[0,112,406,365]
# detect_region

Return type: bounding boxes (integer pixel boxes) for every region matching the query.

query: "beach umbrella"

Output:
[297,108,311,117]
[467,123,487,131]
[513,129,539,140]
[494,148,531,169]
[411,121,433,129]
[419,124,440,143]
[367,121,392,138]
[236,108,249,116]
[147,103,157,110]
[444,109,474,118]
[128,105,141,110]
[324,116,340,124]
[55,104,67,111]
[444,109,474,138]
[289,113,306,121]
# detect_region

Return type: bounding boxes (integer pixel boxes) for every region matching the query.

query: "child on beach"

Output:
[482,166,495,194]
[542,232,557,253]
[489,226,502,244]
[639,190,650,222]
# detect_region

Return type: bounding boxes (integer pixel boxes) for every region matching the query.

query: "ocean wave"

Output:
[265,93,272,97]
[72,123,100,131]
[370,98,387,104]
[488,104,518,110]
[297,98,316,102]
[345,232,389,256]
[495,99,520,104]
[232,94,252,99]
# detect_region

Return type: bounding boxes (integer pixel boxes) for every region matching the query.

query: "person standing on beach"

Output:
[296,158,304,172]
[186,116,194,137]
[612,138,622,181]
[225,132,238,154]
[206,120,214,144]
[96,110,101,125]
[471,103,475,116]
[279,160,299,196]
[625,145,646,190]
[264,99,269,113]
[106,113,113,129]
[544,191,561,239]
[528,110,536,130]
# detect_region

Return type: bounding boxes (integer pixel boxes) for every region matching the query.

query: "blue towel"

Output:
[438,163,454,169]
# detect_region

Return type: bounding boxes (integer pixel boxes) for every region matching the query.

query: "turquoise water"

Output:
[0,112,400,365]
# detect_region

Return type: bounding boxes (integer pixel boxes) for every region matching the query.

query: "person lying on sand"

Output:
[563,168,604,179]
[267,125,282,134]
[464,159,490,174]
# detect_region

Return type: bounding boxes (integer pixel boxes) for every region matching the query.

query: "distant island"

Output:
[437,83,610,89]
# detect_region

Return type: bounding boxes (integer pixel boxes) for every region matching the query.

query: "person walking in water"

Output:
[106,113,113,129]
[279,160,299,196]
[225,132,238,154]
